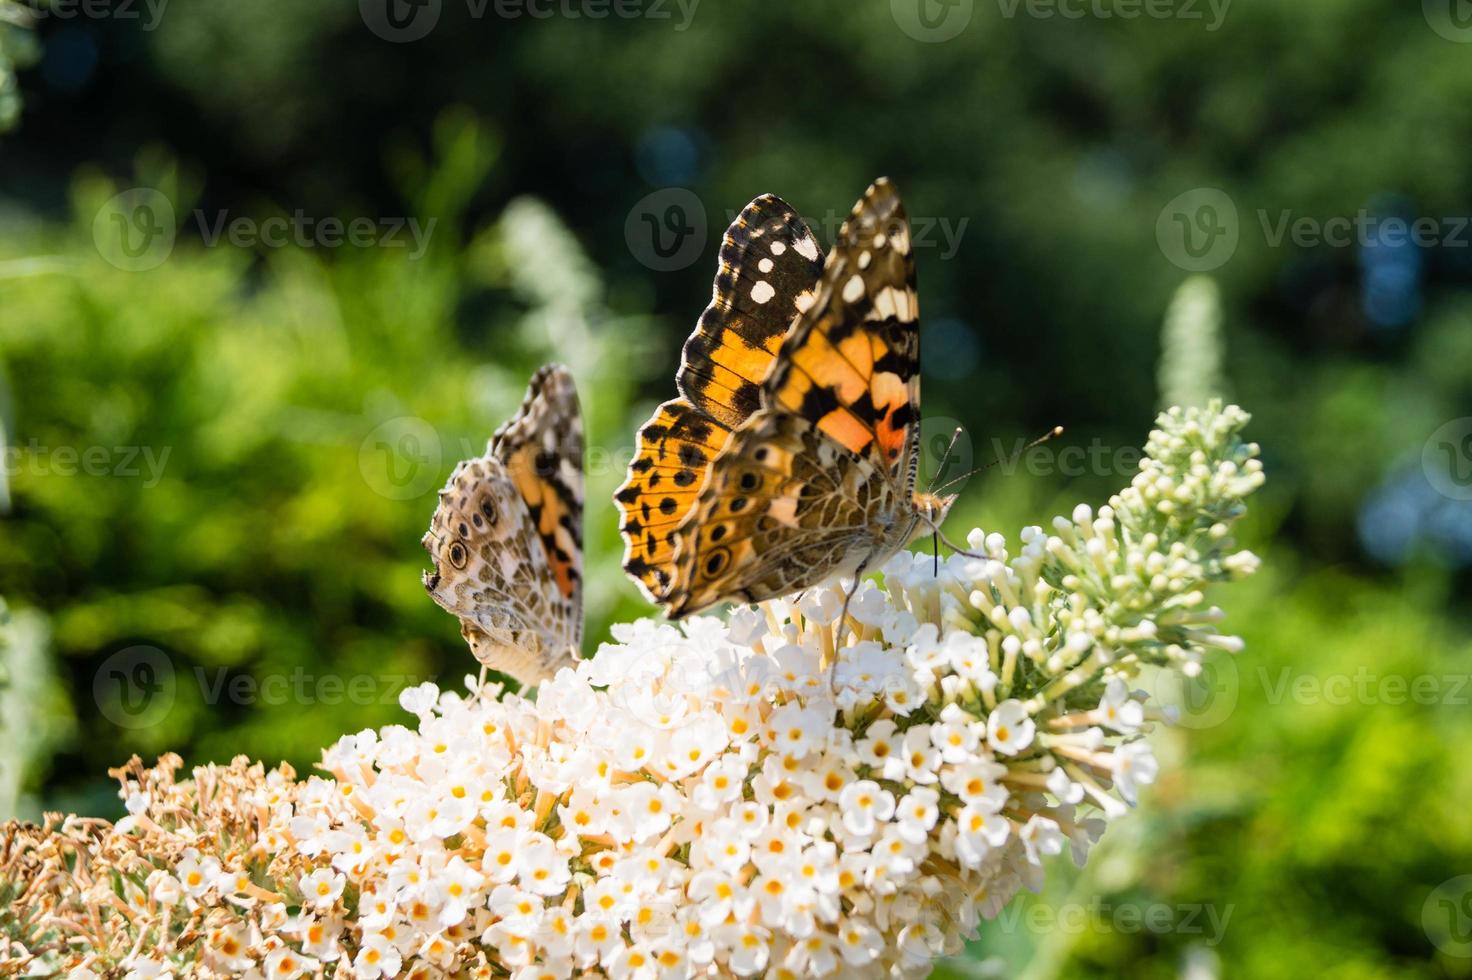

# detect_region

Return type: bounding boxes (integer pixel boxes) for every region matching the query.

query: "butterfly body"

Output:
[423,364,583,684]
[617,179,955,619]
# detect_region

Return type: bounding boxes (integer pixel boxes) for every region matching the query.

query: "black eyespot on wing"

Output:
[704,549,730,577]
[448,541,468,569]
[738,471,761,492]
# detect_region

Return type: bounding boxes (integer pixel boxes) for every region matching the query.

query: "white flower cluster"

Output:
[4,403,1262,980]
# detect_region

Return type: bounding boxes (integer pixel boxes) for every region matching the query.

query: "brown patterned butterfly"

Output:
[615,178,954,619]
[422,364,583,684]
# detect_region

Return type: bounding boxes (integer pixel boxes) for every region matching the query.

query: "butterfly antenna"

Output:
[931,425,1064,498]
[927,426,967,494]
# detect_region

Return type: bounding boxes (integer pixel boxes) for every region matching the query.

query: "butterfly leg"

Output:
[828,557,872,698]
[936,527,987,560]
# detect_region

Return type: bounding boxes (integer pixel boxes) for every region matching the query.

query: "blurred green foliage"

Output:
[2,1,1472,976]
[0,0,37,131]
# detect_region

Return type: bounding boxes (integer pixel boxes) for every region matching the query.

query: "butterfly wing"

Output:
[614,398,733,601]
[765,177,922,489]
[616,194,824,600]
[490,363,584,645]
[422,365,582,683]
[664,178,925,617]
[677,193,826,427]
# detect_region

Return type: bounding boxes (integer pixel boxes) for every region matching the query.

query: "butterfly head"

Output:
[911,490,958,538]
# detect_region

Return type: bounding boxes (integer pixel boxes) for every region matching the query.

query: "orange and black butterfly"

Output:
[615,179,954,617]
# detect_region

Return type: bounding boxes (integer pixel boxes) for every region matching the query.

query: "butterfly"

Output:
[615,178,955,620]
[422,364,583,685]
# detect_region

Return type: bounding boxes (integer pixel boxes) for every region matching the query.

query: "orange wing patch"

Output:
[492,365,584,609]
[614,398,732,600]
[676,194,825,428]
[767,179,921,479]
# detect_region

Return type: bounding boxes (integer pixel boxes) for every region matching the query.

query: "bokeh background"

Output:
[3,1,1472,976]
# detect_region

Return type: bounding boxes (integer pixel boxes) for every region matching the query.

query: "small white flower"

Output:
[205,924,253,972]
[894,788,940,845]
[1112,740,1159,804]
[439,855,486,926]
[264,945,317,980]
[837,780,895,838]
[941,759,1009,813]
[300,868,345,909]
[1020,815,1066,866]
[1098,677,1145,733]
[353,931,402,979]
[517,832,572,896]
[1047,766,1085,805]
[900,725,941,784]
[986,699,1036,756]
[930,703,980,763]
[176,850,219,898]
[856,719,906,781]
[398,681,441,715]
